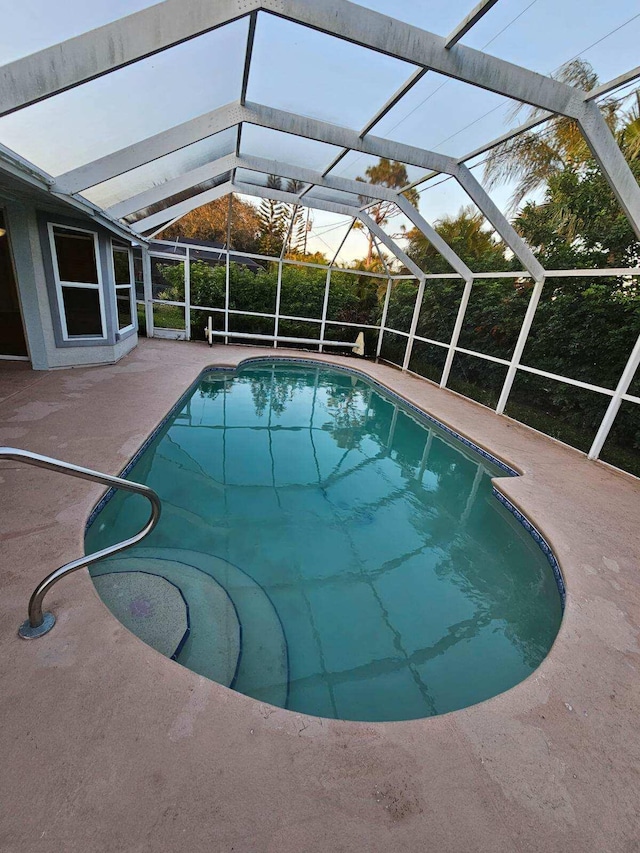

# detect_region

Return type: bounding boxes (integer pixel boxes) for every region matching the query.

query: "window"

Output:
[48,224,106,340]
[111,242,135,333]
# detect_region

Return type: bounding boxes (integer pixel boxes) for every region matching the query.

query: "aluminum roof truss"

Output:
[0,0,638,269]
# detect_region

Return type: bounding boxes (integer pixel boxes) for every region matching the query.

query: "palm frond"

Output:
[481,59,628,212]
[621,92,640,161]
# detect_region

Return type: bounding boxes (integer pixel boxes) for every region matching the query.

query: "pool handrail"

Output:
[0,446,161,639]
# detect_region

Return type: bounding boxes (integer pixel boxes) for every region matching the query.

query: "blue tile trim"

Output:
[85,370,221,530]
[233,357,519,476]
[492,487,566,609]
[236,358,565,609]
[85,354,564,610]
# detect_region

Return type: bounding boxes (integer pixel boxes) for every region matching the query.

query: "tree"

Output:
[621,90,640,163]
[255,176,312,257]
[446,134,639,472]
[406,206,508,273]
[514,160,640,268]
[288,204,311,256]
[257,175,289,256]
[159,196,261,252]
[484,59,639,213]
[283,179,307,256]
[355,158,419,268]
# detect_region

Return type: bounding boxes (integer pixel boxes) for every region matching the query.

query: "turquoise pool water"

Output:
[86,362,562,722]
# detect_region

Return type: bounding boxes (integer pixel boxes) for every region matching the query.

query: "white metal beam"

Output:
[93,130,529,281]
[453,69,640,166]
[225,193,233,342]
[54,102,243,193]
[243,102,456,173]
[262,0,585,117]
[373,236,392,277]
[376,276,393,359]
[111,152,404,219]
[585,66,640,102]
[440,279,474,387]
[0,0,586,119]
[495,278,545,414]
[233,180,359,218]
[395,195,473,280]
[452,97,640,244]
[106,153,237,218]
[328,219,357,267]
[454,113,553,165]
[131,181,234,233]
[239,155,400,202]
[359,68,428,138]
[321,150,349,178]
[454,164,546,280]
[402,277,427,371]
[141,246,154,336]
[240,12,258,106]
[0,0,258,116]
[444,0,501,49]
[147,213,186,240]
[588,333,640,459]
[323,67,429,183]
[358,213,425,280]
[578,102,640,239]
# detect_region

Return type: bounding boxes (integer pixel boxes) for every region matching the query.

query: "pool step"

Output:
[92,557,241,688]
[93,548,289,708]
[93,571,189,660]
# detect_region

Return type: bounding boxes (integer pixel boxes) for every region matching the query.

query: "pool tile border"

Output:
[85,355,566,608]
[245,358,517,477]
[492,488,566,607]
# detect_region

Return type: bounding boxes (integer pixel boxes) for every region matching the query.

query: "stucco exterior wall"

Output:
[1,193,138,370]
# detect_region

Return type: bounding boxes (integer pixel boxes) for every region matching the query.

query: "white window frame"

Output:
[111,241,136,335]
[47,222,107,342]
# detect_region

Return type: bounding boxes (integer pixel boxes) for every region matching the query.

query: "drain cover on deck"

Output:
[93,571,189,659]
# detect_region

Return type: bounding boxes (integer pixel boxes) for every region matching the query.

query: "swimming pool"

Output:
[86,360,563,722]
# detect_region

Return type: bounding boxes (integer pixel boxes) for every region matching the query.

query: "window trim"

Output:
[111,241,136,335]
[47,222,107,342]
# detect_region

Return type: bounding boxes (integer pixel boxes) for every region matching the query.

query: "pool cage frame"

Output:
[1,0,639,466]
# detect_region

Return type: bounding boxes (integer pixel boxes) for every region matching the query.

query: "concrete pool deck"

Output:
[1,337,639,853]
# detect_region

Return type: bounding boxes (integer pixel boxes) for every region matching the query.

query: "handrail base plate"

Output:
[19,612,55,639]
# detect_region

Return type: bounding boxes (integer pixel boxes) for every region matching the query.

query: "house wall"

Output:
[1,194,138,370]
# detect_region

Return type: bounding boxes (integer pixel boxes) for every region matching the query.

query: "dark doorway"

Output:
[0,210,28,358]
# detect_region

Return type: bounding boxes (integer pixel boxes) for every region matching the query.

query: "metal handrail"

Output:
[0,447,161,639]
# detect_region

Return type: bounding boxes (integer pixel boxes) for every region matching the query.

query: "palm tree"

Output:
[355,158,419,268]
[622,91,640,161]
[483,59,638,213]
[407,206,507,273]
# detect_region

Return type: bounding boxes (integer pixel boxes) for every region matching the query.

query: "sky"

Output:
[0,0,638,262]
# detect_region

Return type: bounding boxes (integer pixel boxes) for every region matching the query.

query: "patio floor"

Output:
[1,337,639,853]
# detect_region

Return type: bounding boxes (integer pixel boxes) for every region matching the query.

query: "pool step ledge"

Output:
[93,548,289,708]
[92,556,241,688]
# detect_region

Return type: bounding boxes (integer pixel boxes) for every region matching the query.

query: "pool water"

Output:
[86,362,562,722]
